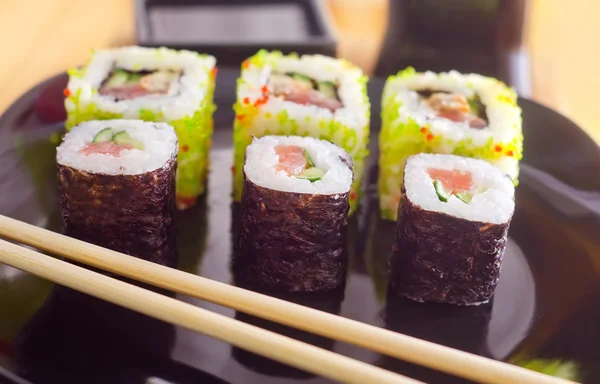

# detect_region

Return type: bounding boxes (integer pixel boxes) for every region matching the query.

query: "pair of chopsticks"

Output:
[0,214,576,384]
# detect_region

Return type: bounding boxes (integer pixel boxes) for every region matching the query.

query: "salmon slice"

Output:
[437,110,488,129]
[274,145,308,176]
[427,93,470,113]
[427,168,473,194]
[99,72,173,100]
[270,74,342,112]
[99,83,155,99]
[81,142,134,157]
[283,89,343,112]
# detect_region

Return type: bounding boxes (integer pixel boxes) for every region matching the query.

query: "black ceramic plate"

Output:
[1,68,599,384]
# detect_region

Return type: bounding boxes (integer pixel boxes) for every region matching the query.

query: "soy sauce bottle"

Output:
[375,0,531,96]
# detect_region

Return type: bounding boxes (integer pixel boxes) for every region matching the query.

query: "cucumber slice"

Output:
[433,179,451,202]
[112,131,133,145]
[127,72,144,83]
[296,167,325,182]
[455,191,473,204]
[105,71,129,87]
[132,140,145,150]
[291,72,314,88]
[468,95,484,117]
[317,81,337,99]
[92,127,114,143]
[302,149,315,168]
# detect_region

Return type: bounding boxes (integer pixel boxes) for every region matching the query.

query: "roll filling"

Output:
[268,71,342,111]
[99,68,181,100]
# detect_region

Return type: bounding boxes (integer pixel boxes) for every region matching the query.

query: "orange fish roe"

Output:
[237,114,245,121]
[243,97,250,104]
[426,133,434,141]
[254,94,269,107]
[420,127,427,134]
[494,145,502,152]
[177,196,197,209]
[242,60,250,69]
[181,145,189,153]
[63,88,71,97]
[350,191,357,201]
[507,150,514,157]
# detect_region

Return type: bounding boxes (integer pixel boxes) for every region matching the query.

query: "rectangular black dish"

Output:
[135,0,338,66]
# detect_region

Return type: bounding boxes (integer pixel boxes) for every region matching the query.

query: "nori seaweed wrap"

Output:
[234,135,353,293]
[56,119,179,267]
[389,153,515,305]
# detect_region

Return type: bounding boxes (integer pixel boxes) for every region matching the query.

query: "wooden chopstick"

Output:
[0,214,577,384]
[0,237,420,384]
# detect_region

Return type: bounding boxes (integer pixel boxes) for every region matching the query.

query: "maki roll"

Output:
[64,46,217,210]
[389,153,515,305]
[56,119,178,266]
[235,135,353,292]
[232,50,370,214]
[379,67,522,220]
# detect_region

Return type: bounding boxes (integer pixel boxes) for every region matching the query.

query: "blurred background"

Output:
[0,0,598,142]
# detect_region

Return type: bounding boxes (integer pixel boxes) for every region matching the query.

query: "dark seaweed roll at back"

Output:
[389,153,515,305]
[57,119,179,266]
[235,135,353,293]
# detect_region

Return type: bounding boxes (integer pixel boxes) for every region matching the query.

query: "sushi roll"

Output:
[389,153,515,305]
[232,50,370,214]
[234,135,353,292]
[379,67,523,220]
[64,46,217,210]
[56,119,178,266]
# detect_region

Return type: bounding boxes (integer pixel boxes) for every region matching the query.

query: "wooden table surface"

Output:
[1,0,599,144]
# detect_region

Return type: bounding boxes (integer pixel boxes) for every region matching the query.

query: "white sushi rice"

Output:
[383,70,521,147]
[238,54,368,131]
[57,119,178,175]
[244,136,353,195]
[404,154,515,224]
[65,46,215,121]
